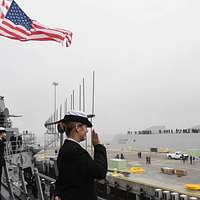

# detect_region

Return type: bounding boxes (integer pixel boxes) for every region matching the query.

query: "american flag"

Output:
[0,0,72,46]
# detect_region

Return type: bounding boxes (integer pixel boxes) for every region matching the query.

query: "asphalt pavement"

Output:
[107,150,200,197]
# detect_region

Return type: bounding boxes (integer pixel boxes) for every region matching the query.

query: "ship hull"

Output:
[112,133,200,151]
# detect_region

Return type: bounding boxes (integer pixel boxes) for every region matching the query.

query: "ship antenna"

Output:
[91,70,95,156]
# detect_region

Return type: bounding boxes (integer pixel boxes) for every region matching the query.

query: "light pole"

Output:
[52,82,58,148]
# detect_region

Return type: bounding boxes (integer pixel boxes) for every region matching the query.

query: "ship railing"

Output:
[2,161,53,200]
[2,158,56,200]
[2,162,30,200]
[3,163,119,200]
[33,169,107,200]
[34,168,56,200]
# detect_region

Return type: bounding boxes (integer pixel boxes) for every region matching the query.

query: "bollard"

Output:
[155,189,162,200]
[163,191,170,200]
[189,197,198,200]
[180,195,188,200]
[171,192,179,200]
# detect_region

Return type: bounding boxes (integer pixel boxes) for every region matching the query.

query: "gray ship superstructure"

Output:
[0,96,39,200]
[111,126,200,152]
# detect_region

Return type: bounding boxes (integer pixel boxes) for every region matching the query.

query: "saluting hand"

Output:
[92,130,100,146]
[55,196,61,200]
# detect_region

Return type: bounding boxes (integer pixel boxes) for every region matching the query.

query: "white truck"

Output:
[167,151,188,160]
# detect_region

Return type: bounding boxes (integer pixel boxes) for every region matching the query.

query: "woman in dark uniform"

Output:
[54,111,107,200]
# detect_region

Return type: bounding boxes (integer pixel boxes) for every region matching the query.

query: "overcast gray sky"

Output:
[1,0,200,143]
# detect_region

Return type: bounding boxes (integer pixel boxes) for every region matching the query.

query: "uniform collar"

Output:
[65,137,80,145]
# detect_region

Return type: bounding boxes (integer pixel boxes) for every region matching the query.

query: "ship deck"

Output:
[9,147,199,199]
[107,149,200,197]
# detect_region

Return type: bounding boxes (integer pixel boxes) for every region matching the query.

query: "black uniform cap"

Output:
[59,111,93,127]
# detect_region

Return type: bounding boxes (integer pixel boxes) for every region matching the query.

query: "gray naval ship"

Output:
[111,127,200,152]
[0,96,45,200]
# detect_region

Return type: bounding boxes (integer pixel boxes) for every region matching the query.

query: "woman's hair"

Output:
[57,121,82,136]
[64,122,77,136]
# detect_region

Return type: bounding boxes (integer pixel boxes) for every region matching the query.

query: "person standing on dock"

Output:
[0,127,6,200]
[120,153,125,159]
[146,156,149,164]
[190,155,193,165]
[54,111,108,200]
[148,156,151,164]
[192,156,195,164]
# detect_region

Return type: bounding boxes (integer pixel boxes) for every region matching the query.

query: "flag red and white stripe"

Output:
[0,0,72,47]
[0,0,10,19]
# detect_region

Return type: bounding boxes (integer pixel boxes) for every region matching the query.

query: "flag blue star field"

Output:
[0,0,72,46]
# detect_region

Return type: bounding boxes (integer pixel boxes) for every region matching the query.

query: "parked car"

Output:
[167,151,188,160]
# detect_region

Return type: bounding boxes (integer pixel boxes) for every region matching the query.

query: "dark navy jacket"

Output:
[55,139,107,200]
